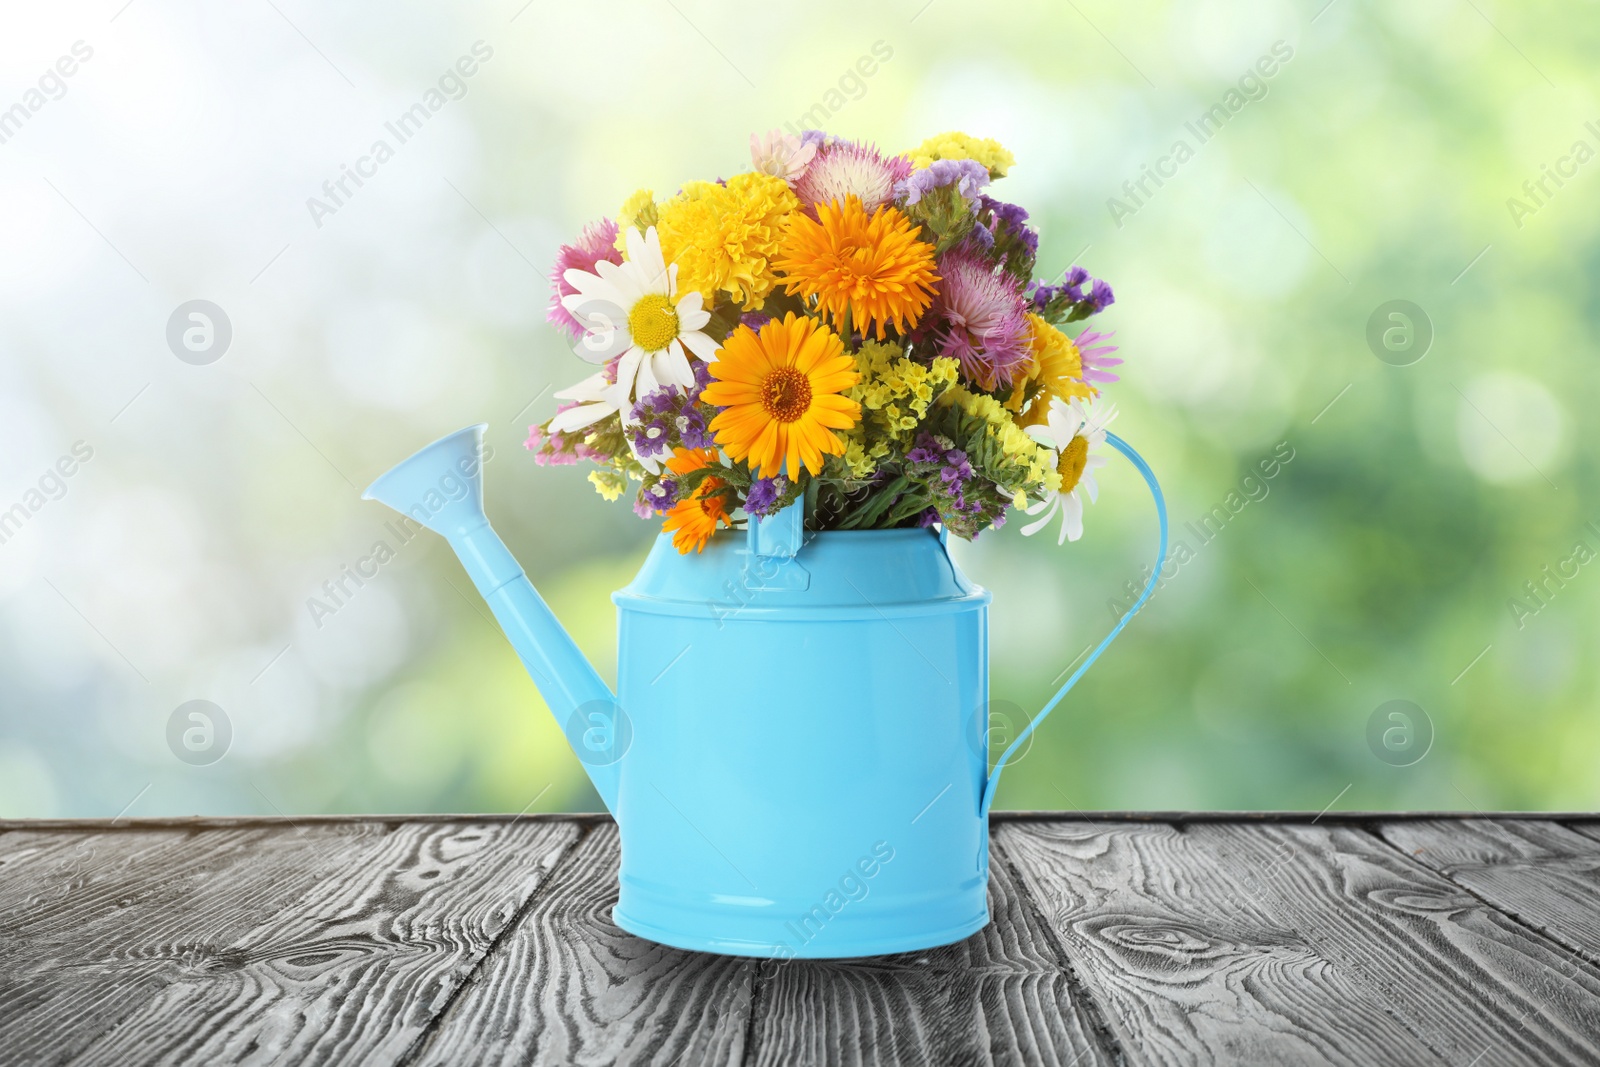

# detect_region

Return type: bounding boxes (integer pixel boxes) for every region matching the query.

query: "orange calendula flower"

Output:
[774,197,939,341]
[660,448,733,554]
[701,313,861,480]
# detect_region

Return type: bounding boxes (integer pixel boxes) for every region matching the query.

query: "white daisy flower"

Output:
[1020,396,1116,545]
[547,226,719,437]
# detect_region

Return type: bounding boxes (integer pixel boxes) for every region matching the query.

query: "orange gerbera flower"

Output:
[701,313,861,480]
[774,196,939,340]
[660,448,733,554]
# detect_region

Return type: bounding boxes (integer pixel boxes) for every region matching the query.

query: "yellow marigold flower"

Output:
[775,197,939,340]
[1010,313,1096,426]
[908,131,1015,178]
[701,313,861,479]
[655,172,798,310]
[614,189,659,254]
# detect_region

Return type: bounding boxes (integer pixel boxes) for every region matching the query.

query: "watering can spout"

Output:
[362,424,621,814]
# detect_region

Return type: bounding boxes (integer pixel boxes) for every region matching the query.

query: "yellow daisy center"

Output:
[1057,436,1089,492]
[762,367,813,424]
[628,293,679,352]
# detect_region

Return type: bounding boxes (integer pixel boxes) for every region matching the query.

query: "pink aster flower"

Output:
[546,218,622,339]
[750,129,818,184]
[1074,328,1123,385]
[793,140,914,216]
[927,249,1032,389]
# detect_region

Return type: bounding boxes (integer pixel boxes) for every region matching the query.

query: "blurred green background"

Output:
[1,0,1596,818]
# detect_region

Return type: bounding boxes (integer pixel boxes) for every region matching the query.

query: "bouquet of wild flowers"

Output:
[527,130,1123,553]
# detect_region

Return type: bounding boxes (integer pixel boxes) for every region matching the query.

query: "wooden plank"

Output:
[1185,821,1600,1066]
[999,820,1450,1067]
[1377,818,1600,961]
[408,822,757,1067]
[745,833,1115,1067]
[0,820,580,1066]
[0,823,392,1065]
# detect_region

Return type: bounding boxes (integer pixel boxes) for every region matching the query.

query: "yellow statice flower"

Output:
[840,437,890,480]
[587,468,626,501]
[941,383,1062,493]
[1009,313,1096,426]
[655,172,799,310]
[613,188,659,254]
[908,131,1015,178]
[838,343,959,478]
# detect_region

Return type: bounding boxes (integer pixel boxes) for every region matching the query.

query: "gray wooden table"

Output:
[3,812,1599,1066]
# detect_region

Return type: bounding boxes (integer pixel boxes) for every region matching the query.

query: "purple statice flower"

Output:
[962,222,996,253]
[1074,328,1123,385]
[743,474,790,518]
[739,310,772,333]
[1027,282,1064,314]
[628,361,717,459]
[636,477,678,517]
[980,196,1038,260]
[924,248,1032,388]
[1028,266,1115,320]
[896,158,991,206]
[794,140,915,216]
[630,383,714,459]
[906,433,984,520]
[628,389,678,461]
[1061,265,1090,300]
[983,197,1032,238]
[547,219,622,339]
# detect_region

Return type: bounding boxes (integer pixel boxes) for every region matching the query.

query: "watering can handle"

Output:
[979,432,1169,816]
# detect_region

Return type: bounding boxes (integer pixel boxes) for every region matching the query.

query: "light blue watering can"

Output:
[363,424,1165,958]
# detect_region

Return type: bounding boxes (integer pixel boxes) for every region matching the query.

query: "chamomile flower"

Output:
[1020,397,1116,545]
[550,226,719,438]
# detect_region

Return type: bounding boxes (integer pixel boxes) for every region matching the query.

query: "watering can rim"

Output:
[359,422,488,505]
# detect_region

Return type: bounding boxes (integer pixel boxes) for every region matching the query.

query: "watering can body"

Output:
[610,521,992,957]
[364,424,1165,959]
[362,425,995,958]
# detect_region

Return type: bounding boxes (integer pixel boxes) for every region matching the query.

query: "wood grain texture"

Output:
[0,820,579,1067]
[744,833,1115,1067]
[999,820,1446,1067]
[1377,818,1600,962]
[1185,821,1600,1067]
[4,815,1600,1067]
[0,823,390,1064]
[409,822,758,1067]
